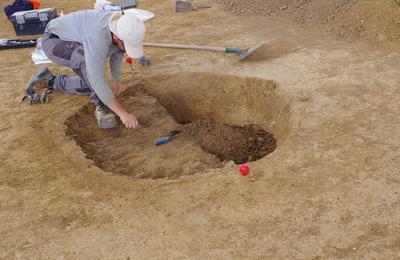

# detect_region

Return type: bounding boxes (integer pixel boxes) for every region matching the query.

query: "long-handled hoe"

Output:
[143,41,266,61]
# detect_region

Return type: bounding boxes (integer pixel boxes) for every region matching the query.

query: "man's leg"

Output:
[50,74,91,96]
[36,33,118,128]
[40,33,92,97]
[69,56,120,129]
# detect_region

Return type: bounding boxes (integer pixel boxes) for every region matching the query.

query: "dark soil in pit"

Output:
[184,120,276,164]
[65,86,277,179]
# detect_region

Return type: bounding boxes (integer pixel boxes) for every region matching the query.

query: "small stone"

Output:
[297,94,310,102]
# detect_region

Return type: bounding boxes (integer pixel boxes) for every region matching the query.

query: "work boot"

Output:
[95,104,119,129]
[22,67,55,105]
[26,67,54,90]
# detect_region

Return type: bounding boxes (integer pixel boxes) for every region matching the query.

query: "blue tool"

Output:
[154,130,182,145]
[155,136,172,145]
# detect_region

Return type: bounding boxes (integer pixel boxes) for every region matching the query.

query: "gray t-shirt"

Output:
[46,10,123,105]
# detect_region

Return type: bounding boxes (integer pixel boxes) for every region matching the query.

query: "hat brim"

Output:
[125,44,144,59]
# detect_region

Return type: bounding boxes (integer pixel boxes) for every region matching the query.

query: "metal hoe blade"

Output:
[175,1,194,12]
[238,42,266,61]
[175,0,211,13]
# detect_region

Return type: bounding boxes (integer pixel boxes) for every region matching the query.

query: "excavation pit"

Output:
[65,73,292,179]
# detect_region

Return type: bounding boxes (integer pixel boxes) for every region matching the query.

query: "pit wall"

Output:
[144,73,293,144]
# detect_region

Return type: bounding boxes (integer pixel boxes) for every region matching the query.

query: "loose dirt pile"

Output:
[214,0,400,45]
[214,0,357,17]
[185,120,276,164]
[331,0,400,44]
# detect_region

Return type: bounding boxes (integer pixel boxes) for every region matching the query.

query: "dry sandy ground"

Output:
[1,0,400,259]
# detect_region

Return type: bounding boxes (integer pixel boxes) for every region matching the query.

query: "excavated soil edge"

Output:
[65,73,292,179]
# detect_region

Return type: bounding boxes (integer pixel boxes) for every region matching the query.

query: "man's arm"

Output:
[110,50,124,96]
[83,37,139,129]
[110,49,123,81]
[107,99,139,128]
[83,38,115,104]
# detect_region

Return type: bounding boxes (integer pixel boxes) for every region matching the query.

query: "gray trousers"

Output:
[41,32,102,106]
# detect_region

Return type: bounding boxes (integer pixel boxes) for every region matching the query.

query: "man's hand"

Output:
[107,99,139,129]
[119,112,139,129]
[112,81,122,96]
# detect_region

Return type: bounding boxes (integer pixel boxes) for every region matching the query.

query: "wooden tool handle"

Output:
[143,42,227,52]
[194,4,211,9]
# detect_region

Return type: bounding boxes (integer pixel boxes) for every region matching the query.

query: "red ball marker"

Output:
[125,57,133,71]
[239,164,250,176]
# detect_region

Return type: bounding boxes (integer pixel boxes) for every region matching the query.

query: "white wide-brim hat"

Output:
[111,12,146,58]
